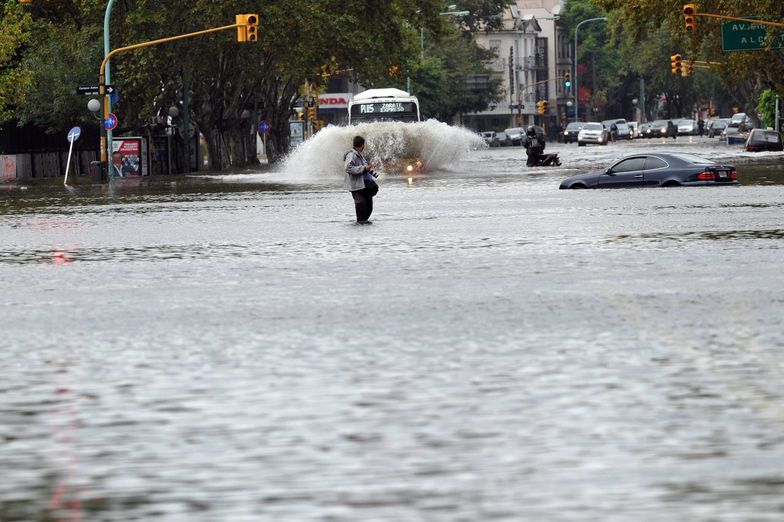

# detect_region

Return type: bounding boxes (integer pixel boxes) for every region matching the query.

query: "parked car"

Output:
[707,119,729,138]
[676,119,698,135]
[577,122,610,146]
[496,132,508,146]
[559,153,738,189]
[627,121,640,138]
[745,129,784,152]
[563,122,584,143]
[481,131,501,147]
[731,112,748,125]
[503,127,524,146]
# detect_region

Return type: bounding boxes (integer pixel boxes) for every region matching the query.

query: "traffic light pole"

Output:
[574,17,607,123]
[97,21,248,178]
[690,12,784,29]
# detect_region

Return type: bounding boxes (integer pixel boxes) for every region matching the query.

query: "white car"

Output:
[577,122,610,146]
[676,119,697,135]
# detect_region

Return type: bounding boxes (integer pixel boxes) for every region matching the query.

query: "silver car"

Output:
[577,122,610,146]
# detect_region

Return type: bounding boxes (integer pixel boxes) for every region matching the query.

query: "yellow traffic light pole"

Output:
[682,4,784,31]
[98,16,258,179]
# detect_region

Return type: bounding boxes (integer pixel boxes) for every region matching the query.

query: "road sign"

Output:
[110,89,120,106]
[66,126,82,143]
[105,113,118,131]
[721,20,784,51]
[258,120,271,134]
[76,84,116,96]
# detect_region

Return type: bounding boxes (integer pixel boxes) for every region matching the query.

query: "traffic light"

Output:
[235,14,259,42]
[307,107,317,121]
[682,61,694,77]
[541,100,549,114]
[535,100,543,114]
[683,4,697,33]
[670,54,683,75]
[564,72,572,88]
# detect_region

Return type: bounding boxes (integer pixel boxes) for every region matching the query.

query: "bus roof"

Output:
[352,88,417,102]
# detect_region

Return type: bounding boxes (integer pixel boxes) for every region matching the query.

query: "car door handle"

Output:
[634,175,643,178]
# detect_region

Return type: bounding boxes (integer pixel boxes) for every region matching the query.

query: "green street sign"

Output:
[721,20,784,52]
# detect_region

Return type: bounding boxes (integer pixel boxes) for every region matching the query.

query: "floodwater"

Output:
[2,138,784,521]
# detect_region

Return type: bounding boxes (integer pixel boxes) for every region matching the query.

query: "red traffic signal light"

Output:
[683,4,697,32]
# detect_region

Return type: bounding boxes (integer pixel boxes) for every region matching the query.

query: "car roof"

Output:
[610,152,716,166]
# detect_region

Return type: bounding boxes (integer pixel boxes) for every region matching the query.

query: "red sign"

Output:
[317,93,353,108]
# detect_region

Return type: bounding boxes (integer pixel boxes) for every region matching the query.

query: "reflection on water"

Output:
[2,150,784,521]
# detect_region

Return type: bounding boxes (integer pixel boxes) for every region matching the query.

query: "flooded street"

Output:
[2,139,784,521]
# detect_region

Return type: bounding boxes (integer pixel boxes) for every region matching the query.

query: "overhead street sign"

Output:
[258,120,271,134]
[721,20,784,51]
[76,84,116,96]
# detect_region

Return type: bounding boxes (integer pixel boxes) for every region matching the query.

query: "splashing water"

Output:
[281,120,485,178]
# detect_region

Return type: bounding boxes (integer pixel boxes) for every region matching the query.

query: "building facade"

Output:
[467,1,573,139]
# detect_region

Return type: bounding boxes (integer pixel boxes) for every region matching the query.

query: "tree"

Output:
[410,26,502,122]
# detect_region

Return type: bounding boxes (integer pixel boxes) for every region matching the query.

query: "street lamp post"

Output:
[574,16,607,123]
[104,0,118,176]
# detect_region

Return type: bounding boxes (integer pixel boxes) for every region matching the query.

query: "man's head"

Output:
[111,151,122,165]
[353,135,365,150]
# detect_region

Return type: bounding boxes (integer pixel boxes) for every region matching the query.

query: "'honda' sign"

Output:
[318,93,353,109]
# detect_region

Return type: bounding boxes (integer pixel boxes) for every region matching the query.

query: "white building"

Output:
[467,1,573,138]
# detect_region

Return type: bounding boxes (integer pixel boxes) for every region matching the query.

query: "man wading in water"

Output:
[344,135,379,224]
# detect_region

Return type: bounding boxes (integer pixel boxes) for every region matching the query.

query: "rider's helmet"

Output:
[526,126,536,137]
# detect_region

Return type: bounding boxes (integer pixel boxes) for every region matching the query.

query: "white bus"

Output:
[347,88,421,125]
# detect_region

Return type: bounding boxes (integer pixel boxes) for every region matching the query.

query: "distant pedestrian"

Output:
[344,135,378,224]
[698,119,705,136]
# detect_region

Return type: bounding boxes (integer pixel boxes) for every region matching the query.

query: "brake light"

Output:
[731,170,737,180]
[697,171,715,180]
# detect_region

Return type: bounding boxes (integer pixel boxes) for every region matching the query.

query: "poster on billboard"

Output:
[289,121,305,147]
[111,137,149,177]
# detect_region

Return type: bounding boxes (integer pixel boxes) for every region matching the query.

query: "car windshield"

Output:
[566,123,582,130]
[583,123,602,130]
[652,121,668,128]
[504,128,520,135]
[669,153,714,165]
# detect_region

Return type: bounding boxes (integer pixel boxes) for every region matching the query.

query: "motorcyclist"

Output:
[523,126,544,167]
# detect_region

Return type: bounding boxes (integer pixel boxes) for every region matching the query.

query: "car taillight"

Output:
[697,171,715,180]
[731,170,737,180]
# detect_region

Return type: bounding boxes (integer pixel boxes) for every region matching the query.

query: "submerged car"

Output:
[577,122,610,146]
[745,129,783,152]
[559,153,738,189]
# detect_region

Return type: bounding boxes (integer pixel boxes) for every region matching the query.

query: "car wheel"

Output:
[570,184,586,189]
[578,142,585,147]
[661,180,680,187]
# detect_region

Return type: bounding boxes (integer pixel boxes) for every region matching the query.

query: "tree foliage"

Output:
[2,0,502,167]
